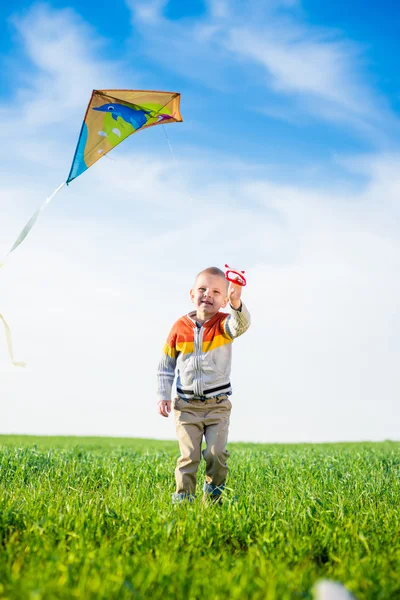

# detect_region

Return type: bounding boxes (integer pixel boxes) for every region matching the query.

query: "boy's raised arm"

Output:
[222,279,251,339]
[223,302,251,339]
[222,280,251,339]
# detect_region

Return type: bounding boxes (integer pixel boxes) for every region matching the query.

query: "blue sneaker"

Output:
[172,492,195,504]
[203,482,224,504]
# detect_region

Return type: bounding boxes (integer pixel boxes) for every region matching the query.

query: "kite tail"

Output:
[0,181,66,270]
[0,314,26,368]
[0,181,65,366]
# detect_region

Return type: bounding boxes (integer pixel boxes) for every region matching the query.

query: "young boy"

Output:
[157,266,251,503]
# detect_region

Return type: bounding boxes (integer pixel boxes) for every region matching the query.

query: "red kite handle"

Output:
[224,264,247,286]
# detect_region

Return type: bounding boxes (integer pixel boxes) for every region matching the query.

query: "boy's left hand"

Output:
[228,280,242,310]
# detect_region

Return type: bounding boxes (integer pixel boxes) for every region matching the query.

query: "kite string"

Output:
[162,125,193,202]
[162,124,179,165]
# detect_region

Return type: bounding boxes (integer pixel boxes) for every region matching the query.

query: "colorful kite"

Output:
[68,89,182,183]
[1,89,183,364]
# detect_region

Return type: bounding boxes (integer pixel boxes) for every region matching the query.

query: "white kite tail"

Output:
[0,181,66,269]
[0,314,26,368]
[0,181,65,367]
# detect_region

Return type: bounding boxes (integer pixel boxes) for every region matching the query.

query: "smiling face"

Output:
[190,273,229,322]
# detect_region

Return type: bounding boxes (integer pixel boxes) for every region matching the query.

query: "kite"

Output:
[67,89,182,182]
[0,89,183,364]
[1,89,183,267]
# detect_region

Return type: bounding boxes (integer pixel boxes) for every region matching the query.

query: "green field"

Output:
[1,436,399,600]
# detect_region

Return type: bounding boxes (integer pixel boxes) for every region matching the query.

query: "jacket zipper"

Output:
[193,325,203,396]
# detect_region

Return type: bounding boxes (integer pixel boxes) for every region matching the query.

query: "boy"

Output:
[157,266,251,503]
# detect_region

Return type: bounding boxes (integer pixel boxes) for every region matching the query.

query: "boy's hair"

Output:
[195,266,228,290]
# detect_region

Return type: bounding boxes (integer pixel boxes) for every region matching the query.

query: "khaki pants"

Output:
[173,395,232,497]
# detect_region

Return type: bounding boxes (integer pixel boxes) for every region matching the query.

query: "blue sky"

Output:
[3,0,399,175]
[1,0,400,442]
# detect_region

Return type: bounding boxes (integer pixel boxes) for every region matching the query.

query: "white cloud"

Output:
[126,0,400,143]
[205,0,230,19]
[222,24,400,145]
[130,0,169,24]
[1,3,135,141]
[225,28,362,108]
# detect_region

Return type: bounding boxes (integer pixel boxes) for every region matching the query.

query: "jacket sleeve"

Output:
[221,302,251,340]
[156,327,178,402]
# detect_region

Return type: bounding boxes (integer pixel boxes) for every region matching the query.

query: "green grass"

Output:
[1,435,399,600]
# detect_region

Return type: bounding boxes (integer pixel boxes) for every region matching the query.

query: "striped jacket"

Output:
[157,303,251,401]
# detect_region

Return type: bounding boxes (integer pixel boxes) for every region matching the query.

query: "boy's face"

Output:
[190,273,229,318]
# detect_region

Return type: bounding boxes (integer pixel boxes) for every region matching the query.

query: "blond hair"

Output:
[195,266,228,289]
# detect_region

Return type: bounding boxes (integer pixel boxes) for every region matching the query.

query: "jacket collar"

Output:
[185,311,224,328]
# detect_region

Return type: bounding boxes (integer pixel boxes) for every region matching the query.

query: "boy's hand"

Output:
[228,280,242,310]
[158,400,171,417]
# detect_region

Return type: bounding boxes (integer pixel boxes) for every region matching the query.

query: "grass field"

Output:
[1,435,399,600]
